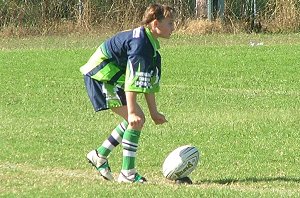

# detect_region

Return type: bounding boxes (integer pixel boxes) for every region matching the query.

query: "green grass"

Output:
[1,33,300,197]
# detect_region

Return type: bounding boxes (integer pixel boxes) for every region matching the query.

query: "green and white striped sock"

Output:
[121,129,141,175]
[97,120,128,157]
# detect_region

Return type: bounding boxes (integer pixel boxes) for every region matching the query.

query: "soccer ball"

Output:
[162,145,200,180]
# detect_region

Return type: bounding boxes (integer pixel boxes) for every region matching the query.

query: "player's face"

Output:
[155,17,175,39]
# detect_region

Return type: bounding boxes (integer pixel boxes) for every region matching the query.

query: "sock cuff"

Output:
[122,120,129,128]
[125,129,141,136]
[123,129,141,144]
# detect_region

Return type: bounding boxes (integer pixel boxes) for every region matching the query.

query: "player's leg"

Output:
[95,120,128,159]
[112,105,147,183]
[83,76,118,180]
[84,73,130,181]
[86,119,128,180]
[94,84,129,159]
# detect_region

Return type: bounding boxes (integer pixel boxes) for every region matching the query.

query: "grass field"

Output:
[1,33,300,197]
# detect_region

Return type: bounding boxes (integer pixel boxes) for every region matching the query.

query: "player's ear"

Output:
[152,19,159,28]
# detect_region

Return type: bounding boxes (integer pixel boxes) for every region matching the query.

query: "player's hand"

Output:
[128,113,143,128]
[151,112,168,125]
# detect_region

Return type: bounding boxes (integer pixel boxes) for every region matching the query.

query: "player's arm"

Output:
[126,91,140,127]
[126,91,144,129]
[144,93,167,125]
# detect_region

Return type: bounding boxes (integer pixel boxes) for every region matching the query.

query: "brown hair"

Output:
[141,3,175,25]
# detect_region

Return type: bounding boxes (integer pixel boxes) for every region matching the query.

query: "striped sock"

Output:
[97,120,128,157]
[121,129,141,175]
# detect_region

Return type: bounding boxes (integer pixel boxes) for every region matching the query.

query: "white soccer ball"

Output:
[162,145,200,180]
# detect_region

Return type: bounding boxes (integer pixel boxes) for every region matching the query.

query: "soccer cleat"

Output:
[87,150,114,181]
[117,172,147,183]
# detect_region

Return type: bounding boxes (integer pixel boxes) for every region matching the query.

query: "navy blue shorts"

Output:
[83,75,127,112]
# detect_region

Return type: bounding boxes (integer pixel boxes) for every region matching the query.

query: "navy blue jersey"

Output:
[80,26,161,93]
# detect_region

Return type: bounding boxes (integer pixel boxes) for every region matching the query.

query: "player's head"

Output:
[142,4,175,39]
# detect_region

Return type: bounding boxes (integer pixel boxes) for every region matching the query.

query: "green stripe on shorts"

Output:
[91,63,120,82]
[102,83,123,109]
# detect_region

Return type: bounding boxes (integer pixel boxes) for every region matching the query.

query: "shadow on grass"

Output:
[195,176,300,185]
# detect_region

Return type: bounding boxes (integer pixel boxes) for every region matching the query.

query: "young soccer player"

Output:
[80,3,175,183]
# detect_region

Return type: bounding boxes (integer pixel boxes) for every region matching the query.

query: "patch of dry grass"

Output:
[178,19,226,35]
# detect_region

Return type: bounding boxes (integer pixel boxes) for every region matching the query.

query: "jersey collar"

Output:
[145,27,160,56]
